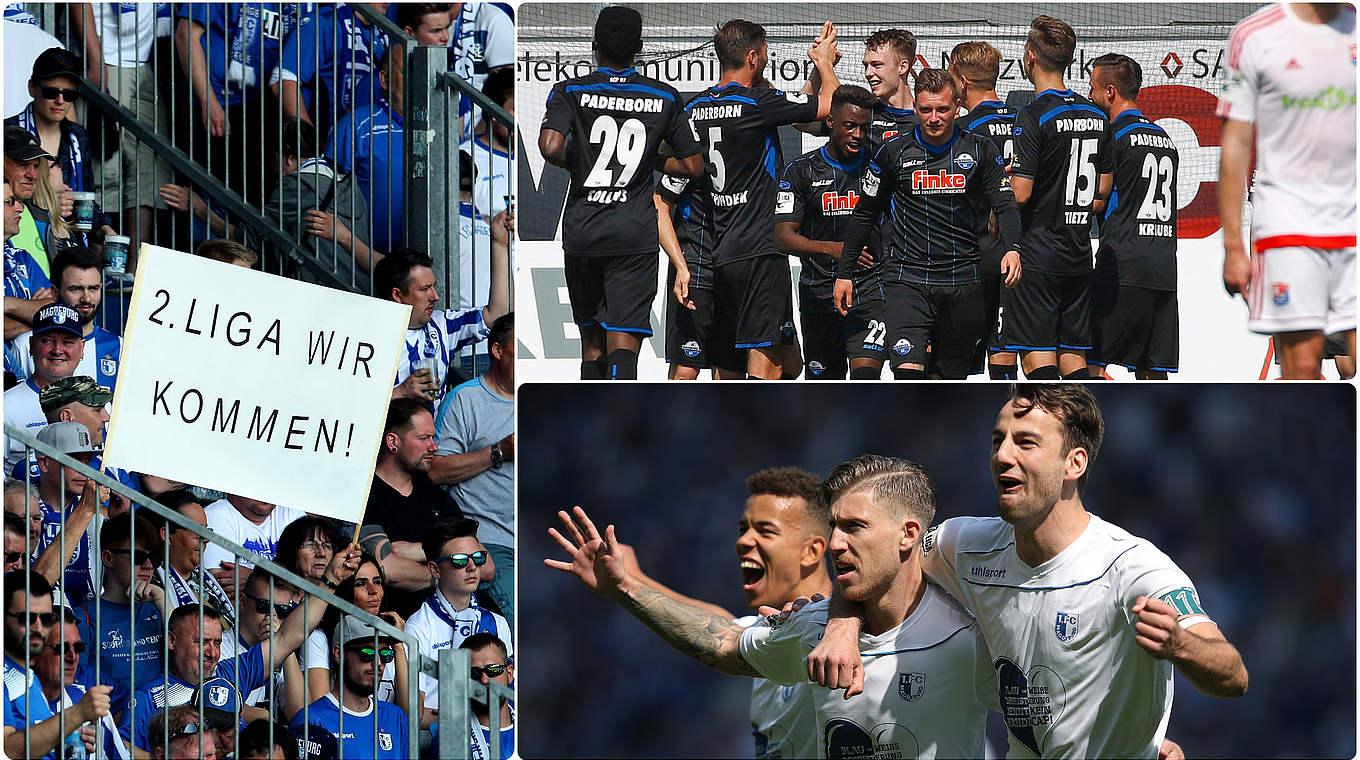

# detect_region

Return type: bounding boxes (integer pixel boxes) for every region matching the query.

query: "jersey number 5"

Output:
[584,116,647,188]
[705,126,728,192]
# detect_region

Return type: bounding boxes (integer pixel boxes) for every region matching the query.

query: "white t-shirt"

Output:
[2,379,44,479]
[200,498,305,572]
[740,591,996,760]
[92,2,160,67]
[734,614,819,760]
[406,591,512,709]
[1217,3,1356,250]
[920,514,1212,759]
[306,628,398,703]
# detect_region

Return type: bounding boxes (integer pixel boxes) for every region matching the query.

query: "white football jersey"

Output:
[735,614,819,760]
[920,514,1213,759]
[1217,3,1356,249]
[740,589,996,760]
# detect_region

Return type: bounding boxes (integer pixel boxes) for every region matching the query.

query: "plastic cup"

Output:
[104,234,130,274]
[70,191,96,231]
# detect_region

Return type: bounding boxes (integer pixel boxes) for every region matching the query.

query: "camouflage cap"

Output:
[39,376,112,414]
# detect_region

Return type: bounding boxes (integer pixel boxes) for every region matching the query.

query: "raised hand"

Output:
[544,506,634,598]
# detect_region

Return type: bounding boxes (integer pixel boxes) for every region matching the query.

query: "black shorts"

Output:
[996,269,1092,353]
[714,255,792,352]
[1325,331,1351,359]
[665,265,719,368]
[884,280,988,378]
[1088,284,1179,373]
[976,265,1004,371]
[564,253,659,334]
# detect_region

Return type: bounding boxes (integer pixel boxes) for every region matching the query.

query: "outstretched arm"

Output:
[545,506,759,676]
[1132,596,1248,698]
[805,588,866,697]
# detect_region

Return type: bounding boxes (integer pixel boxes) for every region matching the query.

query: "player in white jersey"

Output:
[1219,3,1356,379]
[809,385,1246,759]
[549,467,829,758]
[549,456,998,759]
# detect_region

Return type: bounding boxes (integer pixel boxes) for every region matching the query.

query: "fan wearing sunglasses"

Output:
[35,607,130,759]
[459,632,515,759]
[406,517,513,728]
[228,569,307,725]
[4,48,115,242]
[289,617,408,759]
[2,570,112,760]
[74,512,166,722]
[147,703,221,760]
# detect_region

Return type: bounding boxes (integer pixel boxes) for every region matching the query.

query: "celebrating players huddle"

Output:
[541,9,1194,381]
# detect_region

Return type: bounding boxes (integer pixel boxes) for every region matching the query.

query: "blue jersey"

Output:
[291,693,409,759]
[34,496,100,606]
[4,241,52,299]
[275,4,387,117]
[74,597,165,718]
[126,643,269,751]
[395,308,489,399]
[2,655,59,760]
[48,682,132,760]
[177,3,310,106]
[327,100,403,251]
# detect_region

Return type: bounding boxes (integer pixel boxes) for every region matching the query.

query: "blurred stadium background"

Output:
[520,383,1355,758]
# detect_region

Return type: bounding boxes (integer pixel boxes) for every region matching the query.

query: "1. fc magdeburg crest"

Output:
[1054,611,1079,643]
[898,672,925,701]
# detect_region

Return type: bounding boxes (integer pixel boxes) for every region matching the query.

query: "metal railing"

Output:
[6,422,512,759]
[25,2,513,360]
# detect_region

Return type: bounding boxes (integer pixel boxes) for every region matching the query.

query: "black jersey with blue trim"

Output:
[657,174,716,290]
[868,101,918,151]
[542,66,700,257]
[683,83,820,265]
[957,100,1017,166]
[837,126,1021,286]
[1095,109,1179,290]
[1010,89,1113,274]
[775,145,883,302]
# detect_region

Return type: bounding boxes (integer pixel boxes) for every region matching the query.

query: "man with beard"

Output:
[811,384,1247,758]
[290,617,408,759]
[360,398,464,617]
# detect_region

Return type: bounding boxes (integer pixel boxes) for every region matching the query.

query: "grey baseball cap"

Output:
[333,616,396,647]
[35,421,100,455]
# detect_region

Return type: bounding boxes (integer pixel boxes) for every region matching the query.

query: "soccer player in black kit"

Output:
[1085,53,1180,379]
[833,69,1022,380]
[775,85,882,380]
[951,41,1021,380]
[1001,15,1113,380]
[683,19,841,379]
[539,6,704,380]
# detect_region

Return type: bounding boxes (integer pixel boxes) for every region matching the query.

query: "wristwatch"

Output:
[489,443,504,469]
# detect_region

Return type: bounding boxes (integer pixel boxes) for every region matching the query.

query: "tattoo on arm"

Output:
[618,585,761,678]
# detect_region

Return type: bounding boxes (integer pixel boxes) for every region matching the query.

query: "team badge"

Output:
[897,672,925,701]
[681,340,701,359]
[100,356,117,376]
[1272,283,1289,306]
[379,732,393,751]
[1054,611,1079,643]
[954,153,976,170]
[208,684,229,706]
[808,360,825,376]
[892,338,912,356]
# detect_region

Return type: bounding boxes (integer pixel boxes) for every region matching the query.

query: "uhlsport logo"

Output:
[898,672,925,701]
[1054,611,1079,643]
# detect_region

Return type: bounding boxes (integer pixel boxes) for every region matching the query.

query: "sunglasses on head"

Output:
[169,721,203,741]
[348,645,396,664]
[49,640,85,655]
[7,610,57,627]
[37,85,80,102]
[470,663,508,680]
[435,551,487,569]
[246,595,298,618]
[109,547,153,565]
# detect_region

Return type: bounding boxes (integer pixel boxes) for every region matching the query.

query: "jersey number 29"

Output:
[584,116,647,188]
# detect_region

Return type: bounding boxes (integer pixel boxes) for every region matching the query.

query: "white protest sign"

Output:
[103,244,411,523]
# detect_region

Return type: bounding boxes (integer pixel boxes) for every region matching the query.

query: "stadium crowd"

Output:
[540,5,1354,380]
[3,3,516,758]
